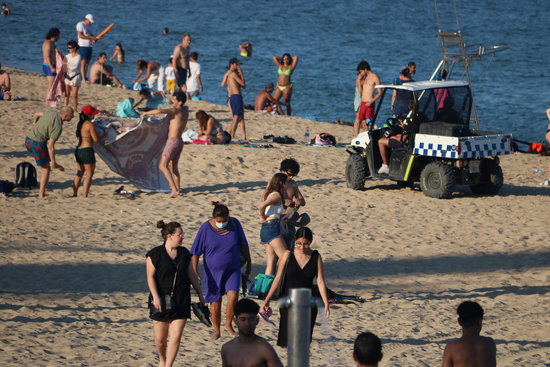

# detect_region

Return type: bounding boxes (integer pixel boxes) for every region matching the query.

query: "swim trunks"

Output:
[358,101,375,120]
[75,147,96,164]
[176,66,187,86]
[78,46,93,62]
[166,79,176,91]
[25,137,50,167]
[162,137,184,160]
[42,64,56,77]
[229,94,244,116]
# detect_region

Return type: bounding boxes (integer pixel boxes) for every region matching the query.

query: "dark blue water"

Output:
[1,0,549,142]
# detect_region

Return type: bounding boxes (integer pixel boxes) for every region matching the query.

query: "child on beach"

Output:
[221,58,246,141]
[165,58,176,95]
[141,91,188,197]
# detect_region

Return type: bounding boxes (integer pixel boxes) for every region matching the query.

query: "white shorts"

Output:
[147,66,165,92]
[64,74,82,87]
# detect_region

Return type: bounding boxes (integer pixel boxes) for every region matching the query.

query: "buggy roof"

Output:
[376,80,469,91]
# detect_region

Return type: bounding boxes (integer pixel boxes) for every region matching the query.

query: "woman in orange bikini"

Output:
[272,53,298,115]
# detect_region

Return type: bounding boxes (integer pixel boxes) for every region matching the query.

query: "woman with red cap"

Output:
[72,105,100,197]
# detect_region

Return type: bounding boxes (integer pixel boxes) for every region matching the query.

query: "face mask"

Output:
[215,221,228,229]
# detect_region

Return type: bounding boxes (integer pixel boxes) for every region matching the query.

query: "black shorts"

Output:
[75,147,96,164]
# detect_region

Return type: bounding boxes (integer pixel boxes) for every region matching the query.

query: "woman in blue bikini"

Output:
[272,53,298,115]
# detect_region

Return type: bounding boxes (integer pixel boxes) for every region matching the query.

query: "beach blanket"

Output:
[117,98,139,118]
[93,116,171,192]
[46,53,66,107]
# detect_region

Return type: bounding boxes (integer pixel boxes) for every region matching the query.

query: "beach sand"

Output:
[0,68,549,366]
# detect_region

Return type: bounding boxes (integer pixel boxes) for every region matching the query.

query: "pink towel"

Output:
[46,53,66,107]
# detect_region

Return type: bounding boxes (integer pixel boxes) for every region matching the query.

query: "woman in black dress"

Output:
[146,220,205,367]
[261,227,330,347]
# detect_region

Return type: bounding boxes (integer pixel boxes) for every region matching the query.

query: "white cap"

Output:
[85,14,94,23]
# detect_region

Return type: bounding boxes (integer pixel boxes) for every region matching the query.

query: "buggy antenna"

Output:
[432,0,508,130]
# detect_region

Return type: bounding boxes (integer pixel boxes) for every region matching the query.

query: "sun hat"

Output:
[82,105,100,115]
[85,14,94,23]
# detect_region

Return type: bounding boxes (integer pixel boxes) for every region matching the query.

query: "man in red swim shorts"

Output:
[354,60,381,137]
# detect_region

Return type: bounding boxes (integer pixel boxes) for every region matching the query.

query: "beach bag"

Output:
[0,180,15,194]
[149,269,177,317]
[248,274,275,299]
[15,162,37,188]
[312,133,336,146]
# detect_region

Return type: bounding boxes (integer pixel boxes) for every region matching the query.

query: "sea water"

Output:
[1,0,549,142]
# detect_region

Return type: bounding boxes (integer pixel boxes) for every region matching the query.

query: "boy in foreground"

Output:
[221,298,282,367]
[442,301,496,367]
[142,91,188,197]
[353,332,383,366]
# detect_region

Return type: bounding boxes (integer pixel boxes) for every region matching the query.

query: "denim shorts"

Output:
[260,219,281,244]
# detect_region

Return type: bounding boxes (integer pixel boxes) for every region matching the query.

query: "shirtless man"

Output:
[221,298,283,367]
[222,58,246,140]
[353,332,383,367]
[354,60,381,137]
[255,83,283,115]
[442,301,496,367]
[279,158,307,249]
[89,53,122,87]
[172,34,191,91]
[0,62,11,100]
[42,28,63,101]
[142,91,188,197]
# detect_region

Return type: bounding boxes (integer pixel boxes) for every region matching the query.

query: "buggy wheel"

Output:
[345,154,369,190]
[470,158,503,195]
[420,161,457,199]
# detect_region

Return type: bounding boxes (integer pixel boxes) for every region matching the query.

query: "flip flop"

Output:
[192,302,212,327]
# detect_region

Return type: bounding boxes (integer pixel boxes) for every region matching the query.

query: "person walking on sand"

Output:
[146,220,206,367]
[72,105,101,197]
[442,301,496,367]
[141,91,188,197]
[353,332,383,367]
[221,58,246,141]
[191,202,252,340]
[63,40,82,111]
[172,34,191,91]
[272,53,298,115]
[76,14,97,82]
[221,298,283,367]
[42,28,63,102]
[25,107,75,198]
[354,60,381,137]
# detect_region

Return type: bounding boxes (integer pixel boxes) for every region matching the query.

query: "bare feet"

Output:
[224,324,236,337]
[212,330,221,340]
[169,191,179,198]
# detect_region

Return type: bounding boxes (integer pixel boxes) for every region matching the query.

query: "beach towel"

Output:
[93,116,171,192]
[46,53,66,107]
[117,98,139,118]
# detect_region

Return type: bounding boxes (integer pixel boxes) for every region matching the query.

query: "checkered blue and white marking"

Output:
[413,133,513,159]
[414,142,458,158]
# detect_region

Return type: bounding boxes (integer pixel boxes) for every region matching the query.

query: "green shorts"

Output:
[75,147,96,165]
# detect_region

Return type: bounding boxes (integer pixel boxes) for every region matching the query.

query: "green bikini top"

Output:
[278,67,292,76]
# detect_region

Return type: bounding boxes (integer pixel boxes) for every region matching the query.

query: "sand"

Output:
[0,68,549,366]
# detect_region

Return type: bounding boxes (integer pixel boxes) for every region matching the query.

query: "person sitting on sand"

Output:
[221,298,283,367]
[238,42,252,57]
[134,88,166,112]
[254,83,283,115]
[442,301,496,367]
[73,105,102,197]
[353,332,383,367]
[25,107,75,198]
[89,53,123,87]
[134,59,164,92]
[0,62,11,100]
[196,110,230,144]
[141,91,188,197]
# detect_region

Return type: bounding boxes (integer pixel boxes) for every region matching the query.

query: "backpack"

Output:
[312,133,336,146]
[15,162,38,188]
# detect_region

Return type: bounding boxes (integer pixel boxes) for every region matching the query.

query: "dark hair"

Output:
[98,52,107,58]
[400,67,411,78]
[45,28,60,40]
[282,53,293,65]
[168,57,173,64]
[357,60,371,72]
[407,61,416,68]
[457,301,484,326]
[139,89,151,98]
[441,69,448,79]
[212,201,229,218]
[156,220,182,241]
[115,43,124,53]
[67,40,79,50]
[280,158,300,175]
[295,227,313,242]
[174,90,187,104]
[196,110,209,131]
[136,59,147,70]
[354,332,382,365]
[264,173,287,200]
[190,52,198,60]
[234,298,260,316]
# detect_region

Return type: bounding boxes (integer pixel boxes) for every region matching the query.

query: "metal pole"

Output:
[278,288,312,367]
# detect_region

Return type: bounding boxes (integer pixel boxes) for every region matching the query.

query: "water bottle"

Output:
[304,127,310,143]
